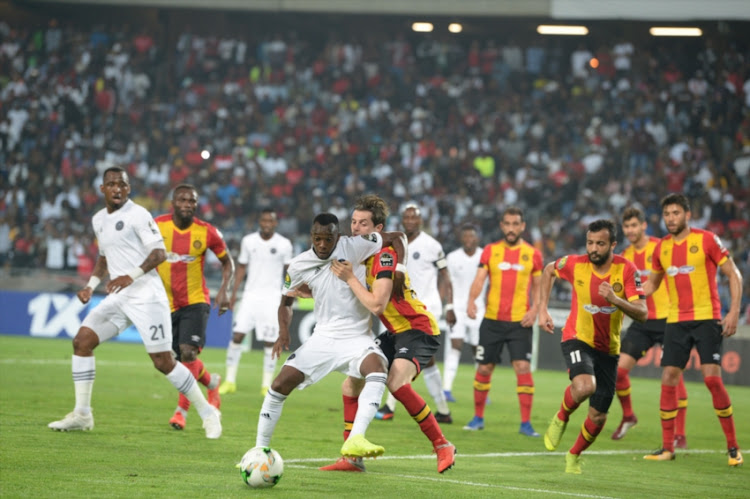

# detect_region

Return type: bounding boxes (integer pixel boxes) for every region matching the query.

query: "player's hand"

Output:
[77,287,93,304]
[331,259,354,282]
[106,275,134,294]
[392,271,406,300]
[287,285,312,299]
[539,309,555,334]
[520,308,537,328]
[272,332,291,359]
[598,282,616,302]
[215,290,230,315]
[445,309,457,327]
[467,302,477,319]
[721,312,739,337]
[229,296,237,310]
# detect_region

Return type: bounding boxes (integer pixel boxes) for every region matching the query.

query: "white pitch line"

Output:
[285,448,721,463]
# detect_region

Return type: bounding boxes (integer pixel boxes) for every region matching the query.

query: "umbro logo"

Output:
[398,347,409,354]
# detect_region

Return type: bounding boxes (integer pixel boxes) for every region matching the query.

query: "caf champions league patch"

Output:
[557,256,568,269]
[379,252,394,268]
[284,273,291,289]
[361,233,378,243]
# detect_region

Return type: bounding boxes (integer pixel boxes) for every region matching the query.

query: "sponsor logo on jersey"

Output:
[583,304,618,314]
[115,221,124,231]
[165,252,197,264]
[666,265,695,276]
[379,252,394,268]
[498,262,525,271]
[639,268,652,276]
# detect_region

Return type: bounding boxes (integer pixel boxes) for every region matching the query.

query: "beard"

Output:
[588,248,611,265]
[667,221,687,235]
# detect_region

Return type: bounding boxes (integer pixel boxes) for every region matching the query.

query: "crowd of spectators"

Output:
[0,13,749,317]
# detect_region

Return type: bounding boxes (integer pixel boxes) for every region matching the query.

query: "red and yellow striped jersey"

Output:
[480,239,543,322]
[154,214,228,312]
[554,254,643,355]
[651,228,729,323]
[365,247,440,336]
[621,236,669,320]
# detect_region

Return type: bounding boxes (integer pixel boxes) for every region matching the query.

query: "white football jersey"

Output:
[283,232,382,339]
[405,231,446,316]
[238,232,294,298]
[91,199,167,297]
[447,247,486,319]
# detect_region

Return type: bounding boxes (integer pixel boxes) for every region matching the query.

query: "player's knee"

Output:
[152,353,175,374]
[72,328,98,355]
[179,345,198,362]
[231,332,246,344]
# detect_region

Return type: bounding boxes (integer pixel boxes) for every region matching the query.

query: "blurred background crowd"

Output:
[0,6,748,317]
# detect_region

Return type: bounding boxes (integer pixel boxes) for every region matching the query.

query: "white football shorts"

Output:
[283,333,387,390]
[449,311,482,345]
[233,295,280,342]
[82,290,172,353]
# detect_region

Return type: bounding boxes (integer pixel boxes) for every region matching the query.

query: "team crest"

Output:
[689,245,699,253]
[193,240,202,249]
[271,248,277,254]
[521,254,529,261]
[557,256,568,269]
[647,255,652,262]
[361,233,378,243]
[379,252,394,268]
[413,251,421,260]
[115,221,124,231]
[612,282,623,293]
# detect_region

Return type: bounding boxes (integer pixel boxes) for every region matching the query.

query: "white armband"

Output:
[396,263,407,273]
[86,276,101,291]
[444,304,454,312]
[127,267,145,281]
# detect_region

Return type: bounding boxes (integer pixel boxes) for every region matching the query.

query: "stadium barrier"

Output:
[1,289,748,386]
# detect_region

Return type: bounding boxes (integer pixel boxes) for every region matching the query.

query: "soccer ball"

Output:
[240,446,283,488]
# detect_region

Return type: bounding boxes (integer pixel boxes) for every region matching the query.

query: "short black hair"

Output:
[312,213,339,228]
[172,184,197,198]
[661,193,691,212]
[460,223,479,234]
[588,219,617,243]
[103,166,127,180]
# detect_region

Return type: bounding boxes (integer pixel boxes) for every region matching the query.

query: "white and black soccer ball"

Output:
[240,446,284,488]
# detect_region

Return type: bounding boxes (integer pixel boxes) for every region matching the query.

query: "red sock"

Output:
[178,360,204,411]
[704,376,738,449]
[342,394,358,441]
[615,367,634,418]
[393,384,446,446]
[516,372,534,423]
[569,416,603,455]
[660,384,677,452]
[557,386,580,422]
[675,374,688,437]
[473,373,491,418]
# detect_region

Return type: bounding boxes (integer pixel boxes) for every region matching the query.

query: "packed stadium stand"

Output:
[0,2,748,318]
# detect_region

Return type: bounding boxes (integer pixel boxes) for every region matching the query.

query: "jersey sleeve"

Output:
[553,255,573,282]
[532,248,543,276]
[282,263,305,296]
[704,231,730,266]
[207,224,228,259]
[651,240,664,273]
[135,210,165,250]
[350,232,383,263]
[434,242,447,269]
[237,236,250,265]
[373,247,397,280]
[623,260,645,301]
[479,245,492,269]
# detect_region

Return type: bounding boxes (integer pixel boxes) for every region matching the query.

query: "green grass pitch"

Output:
[1,335,746,498]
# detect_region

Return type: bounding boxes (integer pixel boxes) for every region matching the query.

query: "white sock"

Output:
[167,363,213,418]
[443,348,461,392]
[422,364,449,414]
[262,346,276,389]
[350,373,387,437]
[72,355,95,415]
[385,392,397,412]
[240,332,251,352]
[256,388,287,447]
[225,342,243,384]
[174,406,187,417]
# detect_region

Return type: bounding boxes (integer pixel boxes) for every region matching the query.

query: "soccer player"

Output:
[254,213,403,461]
[155,184,235,431]
[376,204,453,423]
[218,209,293,396]
[443,224,486,403]
[612,206,688,445]
[48,167,222,439]
[539,219,647,474]
[322,194,456,474]
[642,194,743,466]
[463,207,543,437]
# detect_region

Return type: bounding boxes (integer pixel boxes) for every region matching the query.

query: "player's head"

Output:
[586,219,617,266]
[100,166,130,212]
[621,206,646,245]
[500,206,525,245]
[259,208,278,239]
[311,213,340,260]
[401,203,422,236]
[459,224,480,253]
[660,193,691,236]
[171,184,198,225]
[351,194,388,236]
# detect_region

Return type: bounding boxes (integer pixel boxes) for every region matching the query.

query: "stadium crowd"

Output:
[0,14,749,317]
